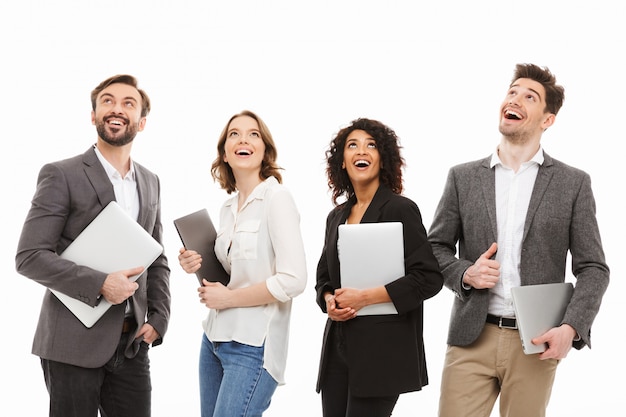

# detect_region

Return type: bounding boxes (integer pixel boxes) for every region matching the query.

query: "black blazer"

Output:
[315,185,443,397]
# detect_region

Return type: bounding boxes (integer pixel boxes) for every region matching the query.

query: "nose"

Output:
[355,143,368,154]
[508,95,520,106]
[111,101,125,114]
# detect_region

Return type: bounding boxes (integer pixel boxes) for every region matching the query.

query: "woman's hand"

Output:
[330,286,392,319]
[198,279,233,310]
[325,292,357,321]
[334,287,368,312]
[178,247,202,274]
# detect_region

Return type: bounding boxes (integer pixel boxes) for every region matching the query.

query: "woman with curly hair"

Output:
[315,118,443,417]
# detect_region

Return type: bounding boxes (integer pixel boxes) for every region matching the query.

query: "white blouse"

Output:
[205,176,307,384]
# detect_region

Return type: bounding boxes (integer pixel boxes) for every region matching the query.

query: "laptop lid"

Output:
[173,208,230,286]
[53,201,163,328]
[338,222,404,315]
[511,282,574,354]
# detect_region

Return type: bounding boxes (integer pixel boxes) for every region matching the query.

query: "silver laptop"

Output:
[52,201,163,328]
[338,222,404,315]
[173,208,230,286]
[511,282,574,354]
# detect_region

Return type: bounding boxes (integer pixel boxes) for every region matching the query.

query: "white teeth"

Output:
[355,160,370,167]
[236,149,251,156]
[110,120,122,125]
[506,110,522,119]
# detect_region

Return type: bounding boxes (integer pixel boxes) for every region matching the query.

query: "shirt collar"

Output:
[490,146,544,169]
[93,144,136,181]
[225,176,279,208]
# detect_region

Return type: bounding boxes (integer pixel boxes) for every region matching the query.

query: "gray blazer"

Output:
[16,146,171,368]
[427,151,609,349]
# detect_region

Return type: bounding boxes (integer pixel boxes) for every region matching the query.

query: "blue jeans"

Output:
[199,334,278,417]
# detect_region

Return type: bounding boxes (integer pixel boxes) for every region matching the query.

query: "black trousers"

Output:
[41,332,151,417]
[320,323,399,417]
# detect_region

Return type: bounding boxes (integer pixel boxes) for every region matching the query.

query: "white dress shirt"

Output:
[94,145,139,315]
[94,145,139,221]
[488,147,543,317]
[206,176,307,384]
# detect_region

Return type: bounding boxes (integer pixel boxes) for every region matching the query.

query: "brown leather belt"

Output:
[122,317,136,333]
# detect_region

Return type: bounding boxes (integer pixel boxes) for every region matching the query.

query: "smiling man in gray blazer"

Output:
[428,63,609,417]
[15,75,170,417]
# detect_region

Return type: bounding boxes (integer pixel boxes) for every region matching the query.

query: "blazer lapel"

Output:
[361,186,392,223]
[478,158,498,241]
[523,152,554,241]
[82,147,115,209]
[135,166,153,229]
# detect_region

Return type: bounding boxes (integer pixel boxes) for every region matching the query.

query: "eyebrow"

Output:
[99,93,139,103]
[346,137,375,143]
[228,128,260,134]
[511,83,543,102]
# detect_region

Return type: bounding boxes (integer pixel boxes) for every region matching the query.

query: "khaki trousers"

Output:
[438,322,559,417]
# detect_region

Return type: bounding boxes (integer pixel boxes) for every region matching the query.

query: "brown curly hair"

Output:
[325,118,405,205]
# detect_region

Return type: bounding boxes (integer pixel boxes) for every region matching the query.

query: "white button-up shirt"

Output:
[488,147,543,317]
[94,145,139,315]
[94,145,139,221]
[205,176,307,384]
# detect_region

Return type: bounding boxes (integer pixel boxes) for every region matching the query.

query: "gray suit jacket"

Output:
[16,146,171,368]
[427,151,609,349]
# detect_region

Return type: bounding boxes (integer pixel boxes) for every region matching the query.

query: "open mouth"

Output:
[504,110,522,120]
[354,160,370,168]
[105,116,128,126]
[235,149,252,156]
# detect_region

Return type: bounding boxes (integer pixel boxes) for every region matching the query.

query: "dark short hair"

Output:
[325,118,405,205]
[512,63,564,115]
[211,110,283,194]
[90,74,151,117]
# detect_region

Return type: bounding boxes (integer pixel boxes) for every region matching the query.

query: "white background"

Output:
[1,1,623,416]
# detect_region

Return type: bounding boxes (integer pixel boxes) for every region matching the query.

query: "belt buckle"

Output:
[498,316,517,330]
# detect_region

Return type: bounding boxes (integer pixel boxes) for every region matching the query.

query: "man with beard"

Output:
[15,74,170,417]
[427,63,609,417]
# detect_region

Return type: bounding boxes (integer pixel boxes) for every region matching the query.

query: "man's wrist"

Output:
[461,270,472,290]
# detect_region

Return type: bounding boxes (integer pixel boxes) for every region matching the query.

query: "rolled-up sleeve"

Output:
[265,189,307,302]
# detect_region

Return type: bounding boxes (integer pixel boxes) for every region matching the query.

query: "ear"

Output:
[341,162,345,169]
[542,113,556,130]
[137,117,147,132]
[91,111,96,125]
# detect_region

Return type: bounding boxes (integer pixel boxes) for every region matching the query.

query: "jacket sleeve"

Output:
[315,209,338,313]
[384,196,444,314]
[427,166,476,299]
[15,162,108,306]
